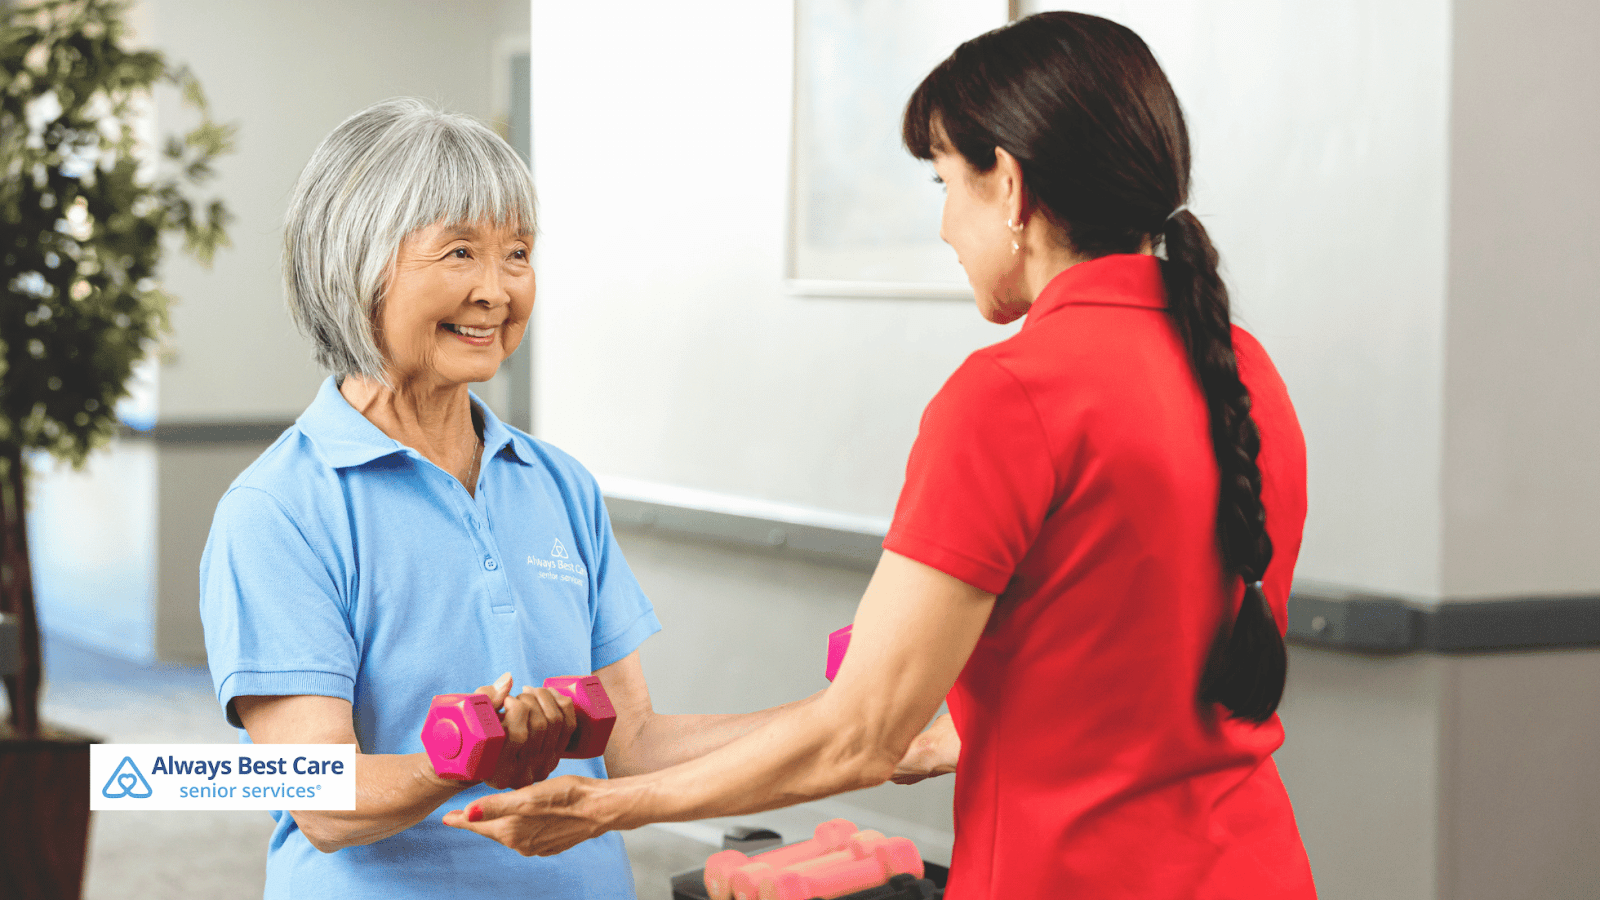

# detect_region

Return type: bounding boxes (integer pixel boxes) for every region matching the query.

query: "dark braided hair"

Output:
[902,12,1285,722]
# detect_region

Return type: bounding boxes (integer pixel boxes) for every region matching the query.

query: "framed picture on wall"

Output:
[786,0,1012,299]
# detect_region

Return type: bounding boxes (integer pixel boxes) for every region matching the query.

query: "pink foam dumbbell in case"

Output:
[825,625,851,682]
[702,818,858,900]
[762,833,924,900]
[730,830,886,900]
[422,693,505,781]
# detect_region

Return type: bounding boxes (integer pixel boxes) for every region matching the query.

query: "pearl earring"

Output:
[1006,217,1023,254]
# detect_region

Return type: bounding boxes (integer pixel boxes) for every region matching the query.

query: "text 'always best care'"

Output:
[150,754,347,780]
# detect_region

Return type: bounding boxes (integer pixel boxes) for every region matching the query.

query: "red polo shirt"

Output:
[884,254,1315,899]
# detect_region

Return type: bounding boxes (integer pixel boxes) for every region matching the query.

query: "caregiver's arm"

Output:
[447,551,995,854]
[596,650,823,777]
[235,675,574,852]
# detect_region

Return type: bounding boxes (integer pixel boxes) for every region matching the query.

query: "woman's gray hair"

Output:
[283,97,537,383]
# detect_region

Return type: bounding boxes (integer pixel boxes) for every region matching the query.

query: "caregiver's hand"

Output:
[443,775,612,856]
[891,713,959,785]
[479,675,578,790]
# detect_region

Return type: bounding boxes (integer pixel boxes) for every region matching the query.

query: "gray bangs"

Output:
[283,98,538,385]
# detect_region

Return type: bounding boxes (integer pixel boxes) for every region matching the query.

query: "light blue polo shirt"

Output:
[200,376,660,900]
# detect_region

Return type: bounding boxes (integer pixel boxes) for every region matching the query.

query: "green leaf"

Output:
[0,0,234,466]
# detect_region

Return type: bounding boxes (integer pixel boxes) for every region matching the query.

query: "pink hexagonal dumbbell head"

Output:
[543,675,616,759]
[422,693,506,781]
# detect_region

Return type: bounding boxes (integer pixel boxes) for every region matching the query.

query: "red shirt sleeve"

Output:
[884,353,1057,595]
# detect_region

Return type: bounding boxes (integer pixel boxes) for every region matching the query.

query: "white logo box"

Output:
[91,744,356,811]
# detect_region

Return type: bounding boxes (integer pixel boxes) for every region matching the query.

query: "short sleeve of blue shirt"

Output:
[199,378,661,900]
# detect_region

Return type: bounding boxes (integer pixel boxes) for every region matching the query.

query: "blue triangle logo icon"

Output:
[102,756,153,799]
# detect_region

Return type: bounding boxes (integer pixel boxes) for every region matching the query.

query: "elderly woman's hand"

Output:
[475,676,578,790]
[443,775,612,856]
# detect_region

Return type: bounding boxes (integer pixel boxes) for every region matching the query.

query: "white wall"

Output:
[1046,0,1454,600]
[1274,648,1446,900]
[1442,0,1600,598]
[142,0,527,422]
[28,447,158,662]
[532,0,1455,600]
[530,1,1017,523]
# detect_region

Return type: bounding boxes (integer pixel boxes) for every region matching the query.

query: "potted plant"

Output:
[0,0,231,894]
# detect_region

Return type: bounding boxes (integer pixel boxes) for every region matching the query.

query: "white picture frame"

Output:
[785,0,1012,299]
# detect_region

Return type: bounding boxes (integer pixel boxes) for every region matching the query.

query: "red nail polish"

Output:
[467,804,483,822]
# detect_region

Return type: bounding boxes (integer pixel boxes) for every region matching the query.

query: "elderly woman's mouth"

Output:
[442,323,495,338]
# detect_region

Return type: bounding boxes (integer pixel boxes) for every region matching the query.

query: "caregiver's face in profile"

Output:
[378,220,536,388]
[930,143,1029,326]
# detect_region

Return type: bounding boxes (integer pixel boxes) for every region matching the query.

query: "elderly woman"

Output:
[199,98,809,900]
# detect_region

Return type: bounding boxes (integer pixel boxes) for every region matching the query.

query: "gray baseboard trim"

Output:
[121,420,295,444]
[1288,587,1600,654]
[603,485,1600,654]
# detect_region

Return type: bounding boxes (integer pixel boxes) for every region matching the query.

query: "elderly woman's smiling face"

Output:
[377,220,535,389]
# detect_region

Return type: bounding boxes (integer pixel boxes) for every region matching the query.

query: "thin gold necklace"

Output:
[462,427,483,491]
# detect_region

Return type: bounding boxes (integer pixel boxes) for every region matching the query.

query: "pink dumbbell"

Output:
[825,625,851,682]
[422,693,505,781]
[730,830,886,900]
[703,818,858,900]
[422,676,616,781]
[542,675,616,759]
[762,833,924,900]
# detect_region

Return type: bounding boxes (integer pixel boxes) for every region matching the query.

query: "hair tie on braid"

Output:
[1165,206,1188,223]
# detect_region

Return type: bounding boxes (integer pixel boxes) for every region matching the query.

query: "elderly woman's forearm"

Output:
[293,752,467,852]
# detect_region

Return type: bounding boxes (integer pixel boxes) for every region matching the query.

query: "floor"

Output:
[35,636,729,900]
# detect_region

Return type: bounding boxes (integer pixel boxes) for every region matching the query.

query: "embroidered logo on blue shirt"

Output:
[529,538,588,586]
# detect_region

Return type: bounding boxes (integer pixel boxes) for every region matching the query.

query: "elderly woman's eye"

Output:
[451,247,470,258]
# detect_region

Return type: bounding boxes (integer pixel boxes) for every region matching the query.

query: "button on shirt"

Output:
[200,377,660,900]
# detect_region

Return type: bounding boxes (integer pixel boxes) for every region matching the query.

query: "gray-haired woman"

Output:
[199,98,801,900]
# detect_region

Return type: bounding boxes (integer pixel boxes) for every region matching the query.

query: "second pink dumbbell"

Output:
[825,625,851,682]
[730,830,886,900]
[760,833,924,900]
[703,818,858,900]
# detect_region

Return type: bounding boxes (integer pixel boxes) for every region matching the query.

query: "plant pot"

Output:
[0,723,98,900]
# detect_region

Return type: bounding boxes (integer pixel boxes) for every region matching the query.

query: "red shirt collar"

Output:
[1023,253,1167,329]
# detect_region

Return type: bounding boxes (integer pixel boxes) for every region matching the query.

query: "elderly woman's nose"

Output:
[470,262,512,306]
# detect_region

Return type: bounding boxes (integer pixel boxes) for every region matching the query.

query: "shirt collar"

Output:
[1023,253,1167,330]
[297,376,532,470]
